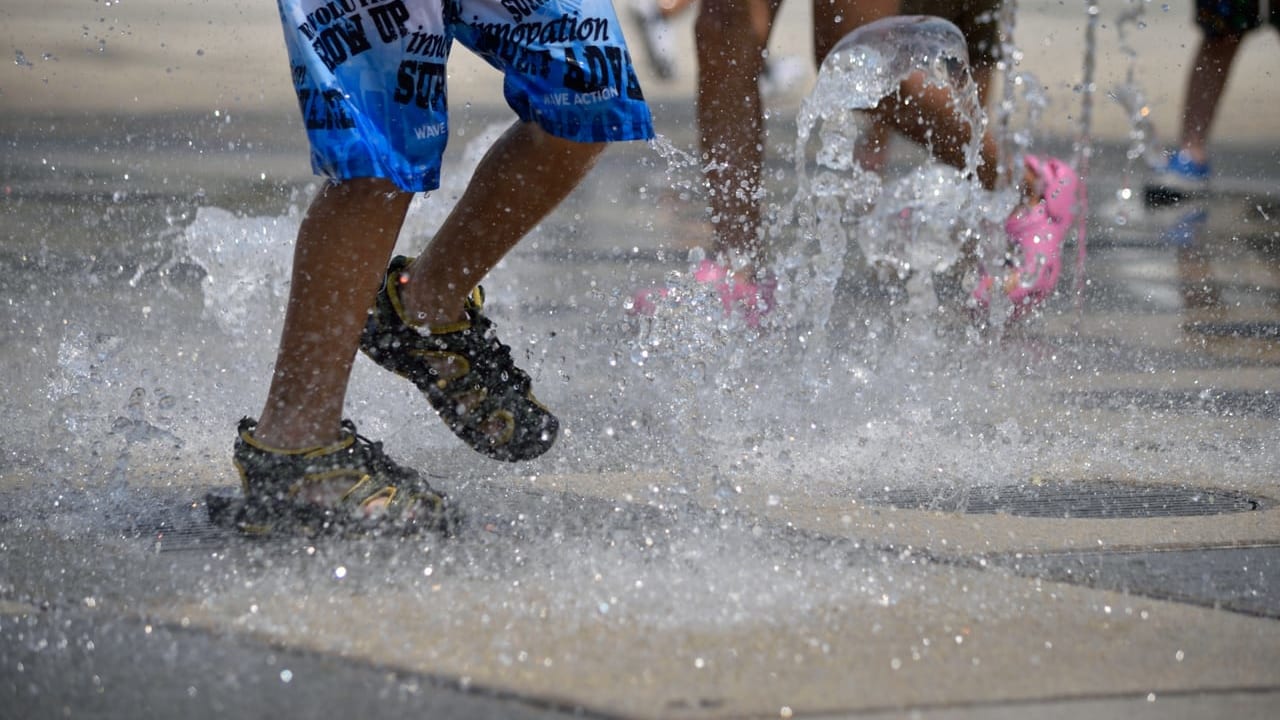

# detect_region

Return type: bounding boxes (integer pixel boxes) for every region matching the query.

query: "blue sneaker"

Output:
[1145,150,1210,206]
[1159,207,1209,249]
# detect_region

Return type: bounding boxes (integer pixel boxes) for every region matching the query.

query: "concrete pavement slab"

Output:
[3,471,1279,718]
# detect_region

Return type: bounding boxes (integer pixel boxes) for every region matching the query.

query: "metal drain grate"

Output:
[0,486,244,552]
[145,517,240,552]
[855,480,1268,519]
[1060,389,1280,418]
[124,488,244,552]
[1184,321,1280,340]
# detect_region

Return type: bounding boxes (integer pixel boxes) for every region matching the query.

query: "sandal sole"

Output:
[205,488,457,539]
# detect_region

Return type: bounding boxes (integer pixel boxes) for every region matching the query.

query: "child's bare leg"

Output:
[873,73,1001,190]
[692,0,891,267]
[397,122,605,326]
[856,118,894,174]
[255,178,413,449]
[812,0,899,61]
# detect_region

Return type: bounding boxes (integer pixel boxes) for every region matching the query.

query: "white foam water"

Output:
[622,17,1046,491]
[778,15,1017,346]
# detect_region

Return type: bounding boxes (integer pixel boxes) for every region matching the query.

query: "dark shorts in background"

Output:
[1196,0,1280,38]
[900,0,1004,68]
[278,0,655,192]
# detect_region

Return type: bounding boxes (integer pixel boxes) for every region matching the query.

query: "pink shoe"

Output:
[973,154,1081,320]
[630,259,777,328]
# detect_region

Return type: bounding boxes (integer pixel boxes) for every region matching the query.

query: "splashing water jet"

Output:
[776,16,1015,367]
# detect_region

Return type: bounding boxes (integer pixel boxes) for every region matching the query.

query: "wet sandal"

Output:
[360,256,558,462]
[206,417,457,537]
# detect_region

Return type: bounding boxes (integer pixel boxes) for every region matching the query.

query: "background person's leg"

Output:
[879,73,1001,189]
[695,0,781,267]
[1179,32,1245,165]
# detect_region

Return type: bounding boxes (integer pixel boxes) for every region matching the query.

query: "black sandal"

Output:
[206,417,457,537]
[360,255,558,462]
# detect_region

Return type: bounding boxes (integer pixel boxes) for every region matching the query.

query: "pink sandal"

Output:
[973,154,1081,321]
[630,259,777,329]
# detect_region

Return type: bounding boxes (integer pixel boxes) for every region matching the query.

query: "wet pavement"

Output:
[5,2,1280,718]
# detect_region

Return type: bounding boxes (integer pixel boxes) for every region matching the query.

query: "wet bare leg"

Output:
[255,178,412,450]
[693,0,898,274]
[858,61,996,185]
[871,67,1001,191]
[397,121,606,326]
[811,0,899,63]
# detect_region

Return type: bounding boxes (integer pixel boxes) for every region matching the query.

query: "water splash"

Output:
[1107,0,1158,226]
[634,17,1007,374]
[1069,0,1101,308]
[797,16,985,178]
[776,16,1014,360]
[620,16,1051,490]
[179,123,512,338]
[992,1,1049,180]
[181,207,298,335]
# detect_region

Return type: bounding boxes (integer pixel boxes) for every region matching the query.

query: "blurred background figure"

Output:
[627,0,693,79]
[629,1,1079,327]
[627,0,808,95]
[1146,0,1279,205]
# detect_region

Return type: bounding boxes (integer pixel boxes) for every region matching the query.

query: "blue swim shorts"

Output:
[277,0,656,192]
